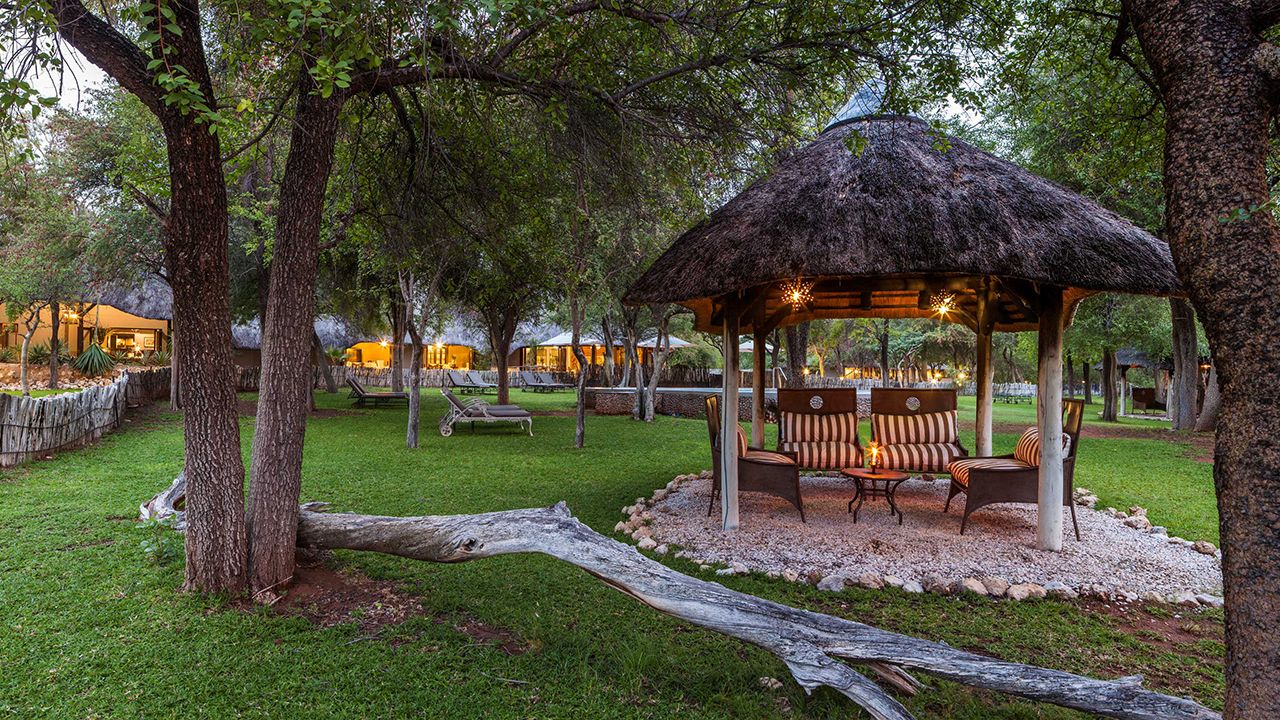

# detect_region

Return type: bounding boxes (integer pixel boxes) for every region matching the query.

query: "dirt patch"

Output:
[1080,599,1224,696]
[273,562,424,634]
[236,399,354,418]
[271,558,529,654]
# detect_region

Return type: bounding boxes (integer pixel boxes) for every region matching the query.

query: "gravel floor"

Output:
[647,474,1222,597]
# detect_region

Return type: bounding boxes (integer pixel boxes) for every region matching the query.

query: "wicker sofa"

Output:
[868,388,966,477]
[775,388,864,470]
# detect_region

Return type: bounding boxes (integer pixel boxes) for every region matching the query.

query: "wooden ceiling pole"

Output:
[975,277,997,457]
[1036,286,1066,552]
[719,295,741,531]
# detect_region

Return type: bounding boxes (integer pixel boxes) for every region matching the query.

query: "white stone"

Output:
[613,521,629,534]
[730,562,748,574]
[1172,591,1199,607]
[1195,594,1224,608]
[1124,515,1153,531]
[1128,505,1147,517]
[758,676,784,691]
[1043,581,1077,600]
[1006,583,1047,601]
[715,567,736,576]
[1193,540,1217,555]
[637,537,658,551]
[654,544,669,556]
[782,570,800,583]
[700,469,713,479]
[922,575,953,595]
[1141,591,1164,604]
[651,489,669,501]
[980,576,1010,597]
[882,575,905,589]
[957,578,988,596]
[816,575,848,592]
[1116,589,1139,603]
[631,526,653,540]
[855,573,884,590]
[1149,526,1168,536]
[901,581,925,594]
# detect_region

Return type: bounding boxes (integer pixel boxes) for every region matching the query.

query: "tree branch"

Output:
[48,0,163,115]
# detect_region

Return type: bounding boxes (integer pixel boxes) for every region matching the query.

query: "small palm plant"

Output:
[72,344,116,378]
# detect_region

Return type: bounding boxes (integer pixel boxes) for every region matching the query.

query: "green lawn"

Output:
[0,387,82,397]
[0,389,1222,718]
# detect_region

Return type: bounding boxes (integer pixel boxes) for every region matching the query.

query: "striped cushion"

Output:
[744,449,796,466]
[780,411,860,443]
[879,442,964,472]
[947,456,1033,487]
[780,441,863,470]
[873,410,958,446]
[1013,428,1072,466]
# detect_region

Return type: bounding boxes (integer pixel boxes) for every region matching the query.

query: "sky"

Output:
[31,46,106,112]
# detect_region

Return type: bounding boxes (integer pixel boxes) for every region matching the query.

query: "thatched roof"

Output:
[232,315,363,352]
[92,277,173,321]
[625,115,1180,333]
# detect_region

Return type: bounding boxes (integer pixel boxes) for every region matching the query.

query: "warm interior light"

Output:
[929,290,956,317]
[780,277,814,309]
[379,339,390,348]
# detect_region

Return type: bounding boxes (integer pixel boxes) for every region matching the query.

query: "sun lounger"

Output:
[466,370,498,393]
[519,370,554,392]
[439,388,533,437]
[536,372,572,391]
[448,369,492,394]
[347,377,409,407]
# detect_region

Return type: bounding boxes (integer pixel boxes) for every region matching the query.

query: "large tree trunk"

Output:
[1169,297,1199,430]
[389,298,405,393]
[1100,349,1118,422]
[484,308,518,406]
[600,314,616,387]
[406,330,424,449]
[569,296,589,448]
[785,321,809,388]
[313,330,337,394]
[1129,4,1280,715]
[1066,350,1076,399]
[48,303,60,389]
[166,118,247,595]
[246,84,343,594]
[1195,364,1221,432]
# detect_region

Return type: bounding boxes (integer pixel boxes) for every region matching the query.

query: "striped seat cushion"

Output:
[879,442,964,473]
[947,456,1034,487]
[1013,427,1072,466]
[873,410,958,446]
[780,441,863,470]
[780,411,860,443]
[744,449,797,466]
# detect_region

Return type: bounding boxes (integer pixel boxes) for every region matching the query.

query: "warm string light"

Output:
[780,277,815,309]
[929,290,957,317]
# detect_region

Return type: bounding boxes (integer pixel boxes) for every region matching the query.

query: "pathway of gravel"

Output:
[645,474,1222,599]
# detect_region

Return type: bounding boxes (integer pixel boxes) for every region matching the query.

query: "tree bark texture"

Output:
[313,331,337,394]
[1196,364,1221,433]
[483,308,519,406]
[1082,359,1092,405]
[1169,297,1200,430]
[1101,349,1118,422]
[570,296,588,448]
[246,83,343,593]
[785,321,809,388]
[1128,2,1280,714]
[48,303,60,389]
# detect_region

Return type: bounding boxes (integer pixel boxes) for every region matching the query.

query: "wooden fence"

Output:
[0,368,171,468]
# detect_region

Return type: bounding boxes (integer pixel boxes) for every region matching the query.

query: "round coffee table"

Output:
[842,468,910,525]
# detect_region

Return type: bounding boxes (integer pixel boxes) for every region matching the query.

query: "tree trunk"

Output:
[1195,364,1221,432]
[169,324,180,410]
[390,298,405,393]
[48,303,60,389]
[601,314,616,387]
[484,309,518,406]
[1066,351,1076,399]
[313,330,337,394]
[1101,349,1118,422]
[569,296,588,448]
[785,321,809,388]
[246,85,343,594]
[166,119,247,595]
[406,329,423,449]
[1169,297,1199,430]
[18,329,33,398]
[878,321,890,388]
[1082,359,1092,404]
[1128,3,1280,714]
[643,315,672,423]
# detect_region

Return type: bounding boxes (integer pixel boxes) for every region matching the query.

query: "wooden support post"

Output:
[975,279,995,456]
[720,310,741,531]
[1036,287,1065,552]
[751,327,766,449]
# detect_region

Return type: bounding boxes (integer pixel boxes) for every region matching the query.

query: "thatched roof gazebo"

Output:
[625,114,1180,549]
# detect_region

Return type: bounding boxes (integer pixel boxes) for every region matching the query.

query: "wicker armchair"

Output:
[945,399,1085,539]
[705,395,805,522]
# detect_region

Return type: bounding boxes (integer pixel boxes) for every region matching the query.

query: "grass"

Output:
[0,389,1222,718]
[0,387,81,397]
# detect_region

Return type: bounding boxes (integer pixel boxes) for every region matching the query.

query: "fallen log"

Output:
[143,481,1219,720]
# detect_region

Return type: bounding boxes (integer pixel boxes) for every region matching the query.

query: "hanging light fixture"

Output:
[780,277,815,309]
[929,290,957,317]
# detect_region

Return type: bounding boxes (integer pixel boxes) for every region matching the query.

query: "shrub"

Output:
[72,344,116,377]
[27,343,50,365]
[138,515,183,566]
[0,346,16,363]
[143,349,171,366]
